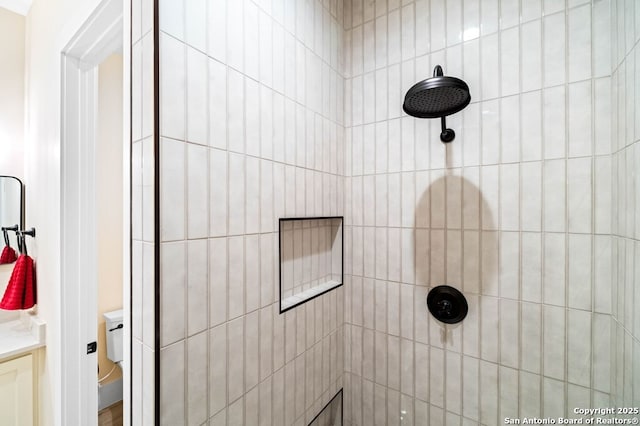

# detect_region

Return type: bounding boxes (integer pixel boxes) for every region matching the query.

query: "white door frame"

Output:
[60,0,130,425]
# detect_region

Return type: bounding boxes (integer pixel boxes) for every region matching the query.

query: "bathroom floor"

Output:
[98,401,122,426]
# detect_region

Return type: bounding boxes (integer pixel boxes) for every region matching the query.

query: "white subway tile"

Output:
[519,371,541,418]
[568,5,591,83]
[209,324,227,416]
[228,153,245,235]
[481,231,499,296]
[567,157,592,233]
[543,86,566,160]
[245,310,260,391]
[567,309,591,387]
[543,13,566,87]
[593,0,611,78]
[499,366,519,420]
[447,230,463,288]
[480,296,499,362]
[463,231,480,294]
[521,162,542,232]
[227,317,245,402]
[481,100,500,165]
[143,243,155,347]
[521,91,543,162]
[160,341,185,424]
[415,0,429,56]
[186,240,208,336]
[500,28,520,96]
[187,332,208,425]
[363,72,376,124]
[227,70,245,154]
[245,386,259,426]
[228,236,245,319]
[499,231,520,299]
[159,0,184,39]
[385,11,398,66]
[208,0,226,61]
[245,234,260,313]
[401,4,415,60]
[445,351,462,414]
[543,305,565,380]
[446,0,462,46]
[568,234,592,310]
[592,313,611,393]
[481,34,499,100]
[363,21,376,73]
[226,0,244,71]
[462,101,481,166]
[521,302,542,374]
[209,59,227,150]
[160,36,186,140]
[259,11,273,88]
[543,233,566,306]
[245,79,261,158]
[522,0,541,22]
[187,144,208,239]
[543,377,565,419]
[430,0,446,50]
[543,159,566,232]
[521,232,542,303]
[161,138,186,241]
[185,0,206,52]
[568,81,593,158]
[500,164,520,231]
[500,96,520,163]
[481,165,499,229]
[594,78,611,155]
[209,238,227,328]
[245,156,260,234]
[479,360,498,425]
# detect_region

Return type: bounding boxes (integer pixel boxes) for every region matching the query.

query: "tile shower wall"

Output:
[611,0,640,409]
[342,0,613,425]
[157,0,346,424]
[131,0,156,424]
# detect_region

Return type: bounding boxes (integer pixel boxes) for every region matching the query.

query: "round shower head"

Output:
[402,73,471,119]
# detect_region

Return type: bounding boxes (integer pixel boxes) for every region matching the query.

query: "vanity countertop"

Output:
[0,314,46,361]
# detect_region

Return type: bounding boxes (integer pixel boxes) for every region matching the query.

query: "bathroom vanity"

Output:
[0,175,45,425]
[0,314,45,425]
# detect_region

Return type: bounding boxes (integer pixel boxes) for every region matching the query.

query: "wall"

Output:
[0,7,25,180]
[611,0,640,409]
[130,0,154,423]
[342,0,613,424]
[24,0,117,423]
[97,53,124,386]
[154,0,346,424]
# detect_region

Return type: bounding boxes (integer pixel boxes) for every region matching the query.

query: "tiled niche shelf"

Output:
[308,388,343,426]
[279,216,343,313]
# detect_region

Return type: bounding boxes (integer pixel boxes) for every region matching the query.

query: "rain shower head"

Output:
[403,65,471,142]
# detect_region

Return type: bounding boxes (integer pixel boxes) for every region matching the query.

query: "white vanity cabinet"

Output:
[0,353,34,426]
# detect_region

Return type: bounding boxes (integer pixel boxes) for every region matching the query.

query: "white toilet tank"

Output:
[103,309,123,364]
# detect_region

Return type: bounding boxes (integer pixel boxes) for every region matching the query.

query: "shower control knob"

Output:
[437,299,452,316]
[427,285,468,324]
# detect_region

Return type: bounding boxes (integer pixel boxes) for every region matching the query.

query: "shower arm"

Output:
[433,66,456,143]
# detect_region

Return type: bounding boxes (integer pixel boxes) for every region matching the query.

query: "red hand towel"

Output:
[0,254,37,310]
[0,245,17,264]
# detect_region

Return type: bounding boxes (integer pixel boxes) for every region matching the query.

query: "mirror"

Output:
[0,175,24,257]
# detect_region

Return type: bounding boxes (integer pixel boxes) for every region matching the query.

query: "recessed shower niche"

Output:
[279,217,343,313]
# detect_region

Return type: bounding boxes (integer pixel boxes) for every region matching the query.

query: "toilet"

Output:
[103,309,123,367]
[100,309,124,410]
